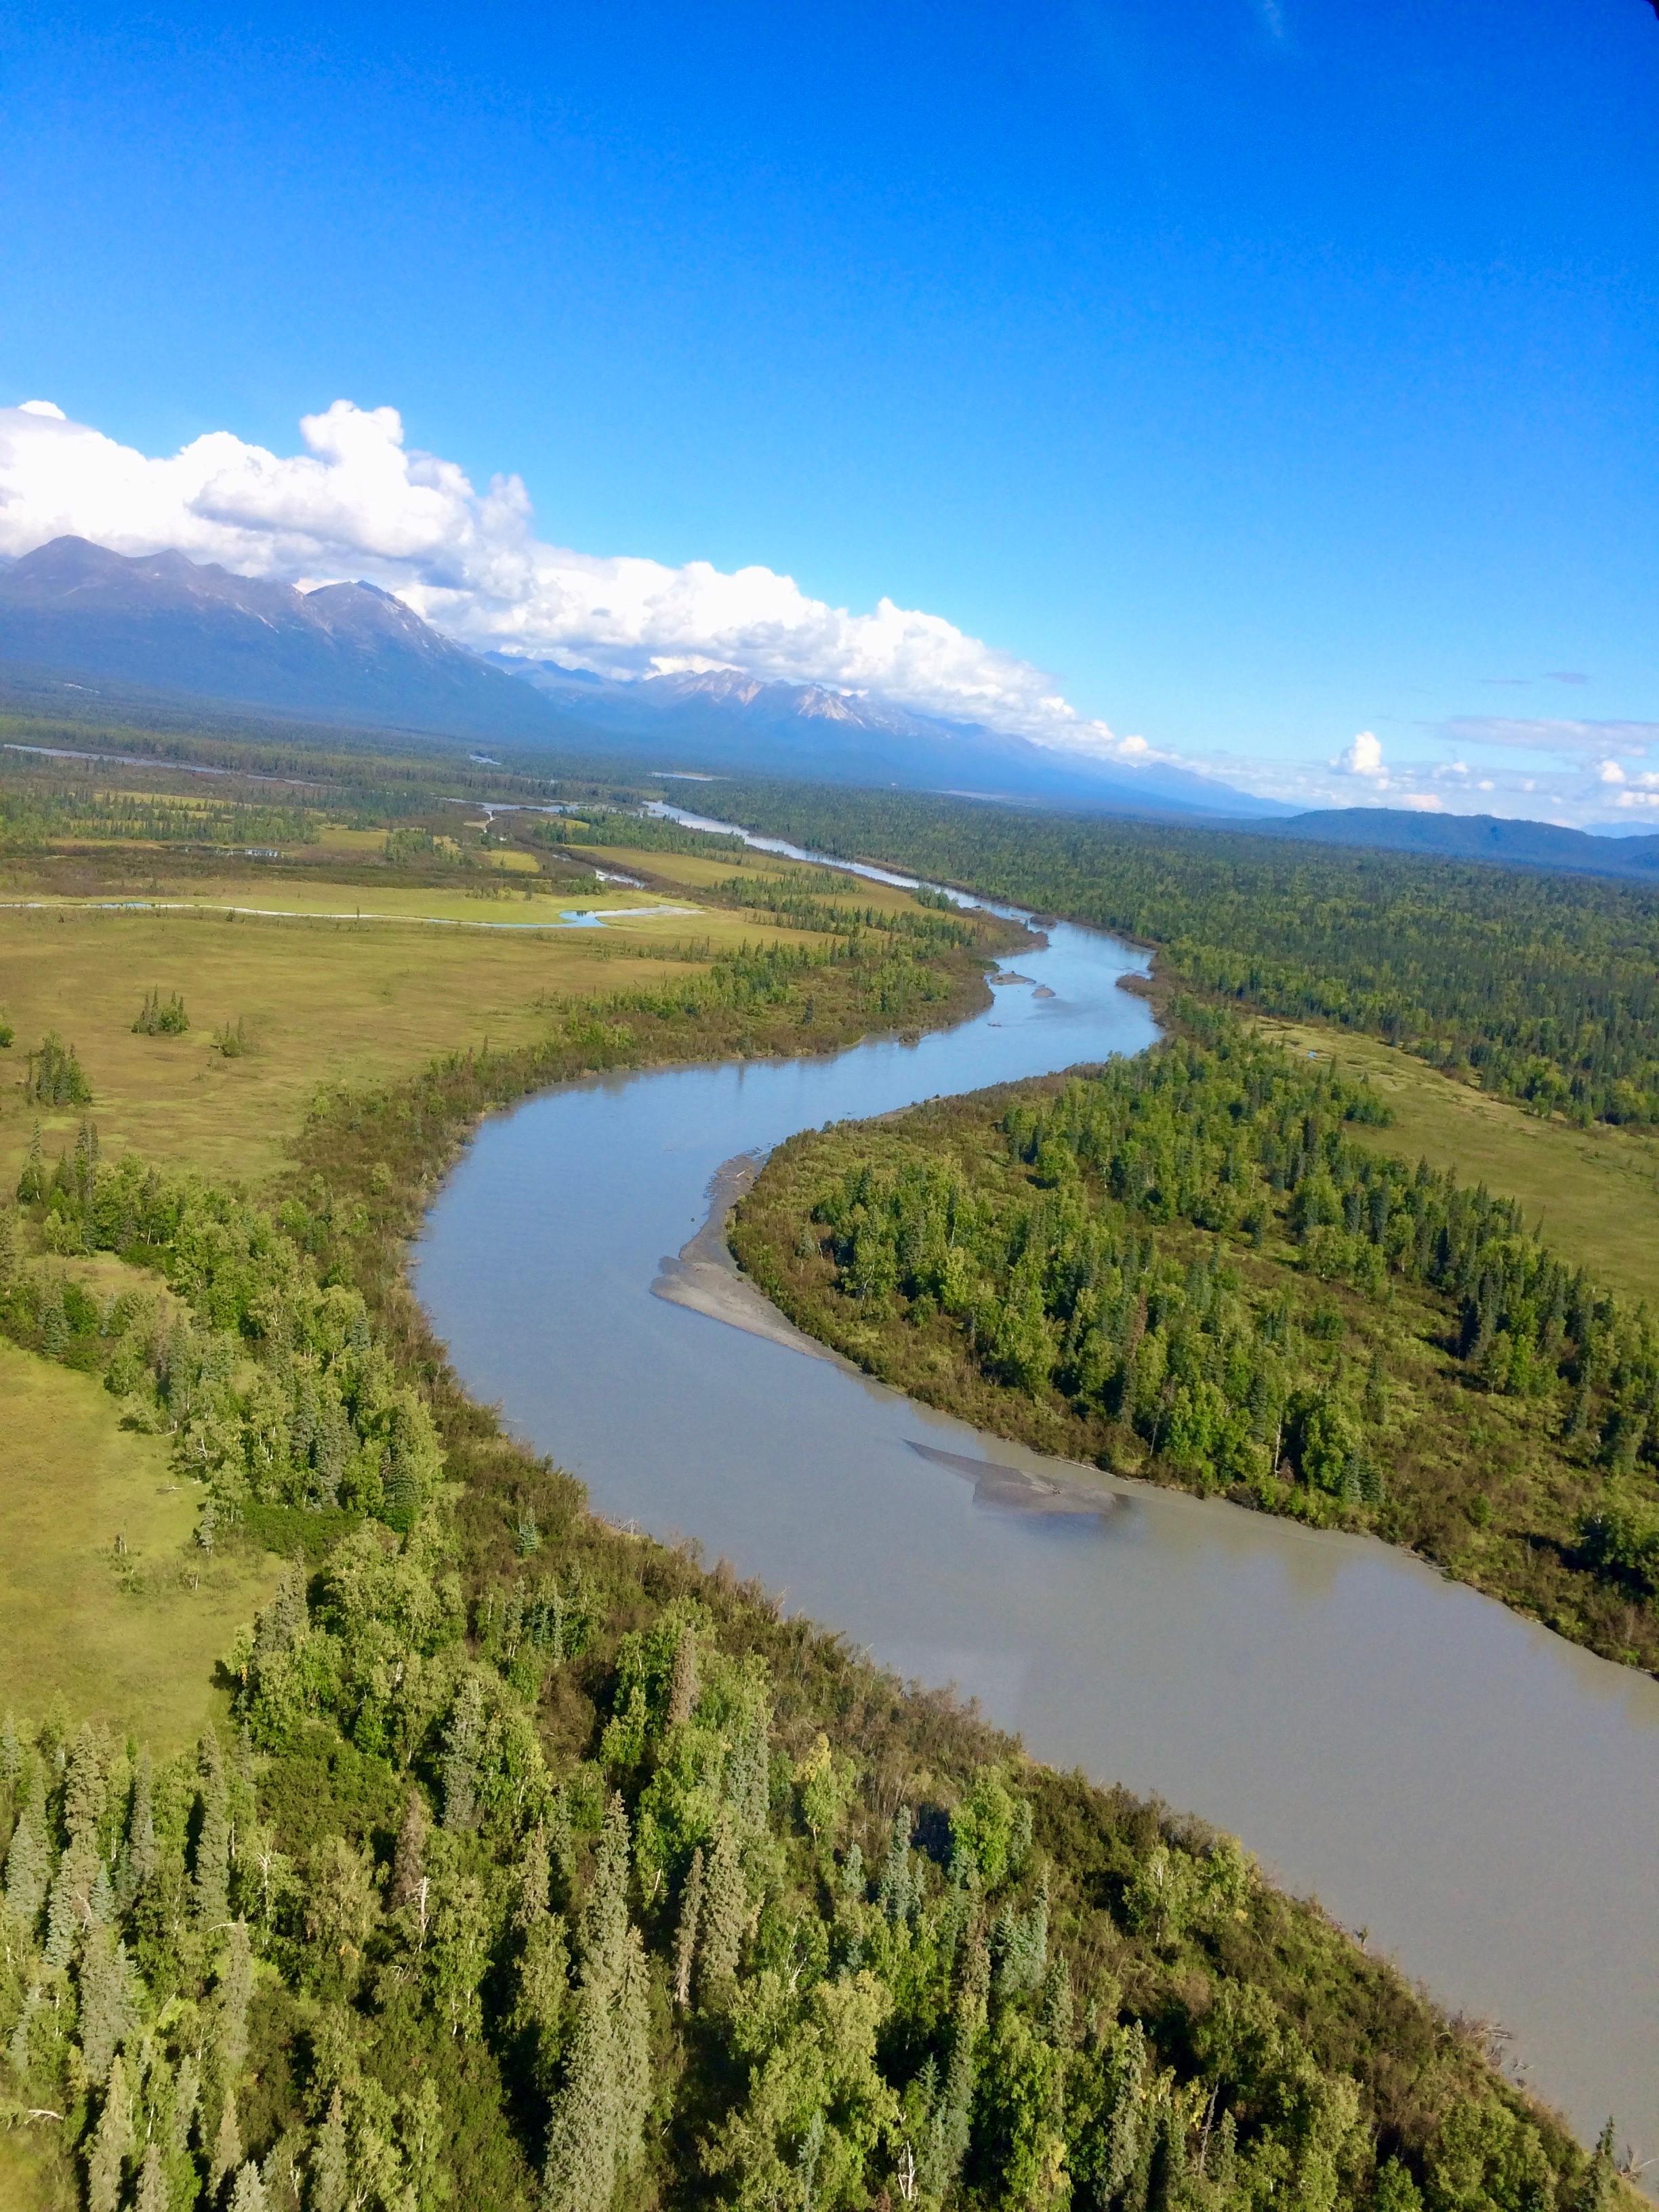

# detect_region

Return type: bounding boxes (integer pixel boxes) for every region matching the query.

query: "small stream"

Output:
[415,818,1658,2158]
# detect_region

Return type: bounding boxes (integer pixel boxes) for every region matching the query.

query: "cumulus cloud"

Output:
[0,398,1166,769]
[1332,729,1385,778]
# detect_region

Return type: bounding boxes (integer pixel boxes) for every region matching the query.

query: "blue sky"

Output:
[1,0,1656,816]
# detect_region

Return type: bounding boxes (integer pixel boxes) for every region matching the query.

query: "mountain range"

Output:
[3,538,1658,884]
[0,537,1284,819]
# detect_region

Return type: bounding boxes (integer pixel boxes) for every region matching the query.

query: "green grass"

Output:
[0,1338,283,1751]
[1259,1018,1659,1305]
[0,866,842,1188]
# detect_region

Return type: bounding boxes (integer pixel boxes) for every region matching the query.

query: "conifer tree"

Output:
[3,1803,49,1931]
[542,1974,619,2212]
[699,1818,746,2003]
[17,1122,43,1204]
[135,2142,169,2212]
[86,2051,136,2212]
[578,1794,632,1990]
[514,1821,550,1929]
[127,1747,157,1891]
[542,1794,653,2212]
[6,1981,41,2081]
[610,1930,652,2177]
[77,1922,139,2084]
[672,1845,704,2009]
[217,1918,254,2080]
[230,2159,270,2212]
[666,1624,699,1725]
[0,1202,15,1286]
[173,2051,202,2160]
[64,1721,108,1841]
[43,1835,98,1968]
[209,2086,245,2200]
[930,1925,989,2202]
[309,2089,350,2212]
[440,1676,485,1831]
[194,1730,231,1929]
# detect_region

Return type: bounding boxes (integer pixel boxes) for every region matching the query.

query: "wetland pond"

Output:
[415,822,1658,2160]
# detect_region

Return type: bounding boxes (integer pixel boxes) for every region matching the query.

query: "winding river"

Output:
[415,823,1658,2160]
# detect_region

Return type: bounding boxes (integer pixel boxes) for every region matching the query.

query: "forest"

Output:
[731,1008,1659,1677]
[0,897,1623,2209]
[700,781,1659,1129]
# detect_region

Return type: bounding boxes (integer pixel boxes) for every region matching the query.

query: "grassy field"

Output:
[0,882,836,1187]
[1258,1017,1659,1305]
[0,1338,282,1750]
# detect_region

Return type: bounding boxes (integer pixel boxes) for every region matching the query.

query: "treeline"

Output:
[535,809,749,861]
[0,779,316,852]
[701,781,1659,1129]
[732,1012,1659,1675]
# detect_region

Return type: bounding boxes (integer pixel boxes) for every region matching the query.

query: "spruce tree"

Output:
[17,1122,43,1204]
[209,2086,245,2200]
[440,1676,485,1831]
[0,1203,15,1286]
[194,1729,231,1929]
[229,2160,270,2212]
[610,1929,652,2180]
[3,1804,49,1931]
[77,1923,139,2084]
[579,1794,632,1990]
[672,1845,704,2009]
[86,2051,136,2212]
[43,1835,97,1968]
[699,1819,745,2004]
[216,1919,254,2080]
[127,1748,157,1891]
[514,1821,550,1930]
[542,1975,619,2212]
[666,1625,699,1725]
[135,2143,169,2212]
[173,2051,202,2158]
[309,2089,350,2212]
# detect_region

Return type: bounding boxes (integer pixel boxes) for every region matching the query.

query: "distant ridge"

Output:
[0,536,1285,819]
[496,654,1292,819]
[0,535,562,742]
[1252,805,1659,885]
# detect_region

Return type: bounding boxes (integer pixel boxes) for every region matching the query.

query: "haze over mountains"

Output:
[0,536,1283,819]
[3,536,1659,884]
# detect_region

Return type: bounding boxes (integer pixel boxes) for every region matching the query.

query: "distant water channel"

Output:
[415,819,1658,2159]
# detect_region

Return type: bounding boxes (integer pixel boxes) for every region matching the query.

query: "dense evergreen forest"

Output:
[731,1010,1659,1677]
[700,782,1659,1128]
[0,944,1620,2210]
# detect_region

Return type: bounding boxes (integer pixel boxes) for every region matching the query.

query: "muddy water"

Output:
[415,847,1658,2158]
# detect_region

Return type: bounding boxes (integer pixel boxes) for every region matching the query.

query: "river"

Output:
[414,819,1658,2161]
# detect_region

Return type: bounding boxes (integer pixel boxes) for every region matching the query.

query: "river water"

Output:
[415,833,1658,2160]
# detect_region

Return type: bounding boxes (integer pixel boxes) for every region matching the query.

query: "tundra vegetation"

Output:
[0,714,1637,2210]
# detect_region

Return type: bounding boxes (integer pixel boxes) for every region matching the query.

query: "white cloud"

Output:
[1332,729,1385,778]
[1439,715,1659,756]
[0,398,1166,770]
[1397,793,1445,813]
